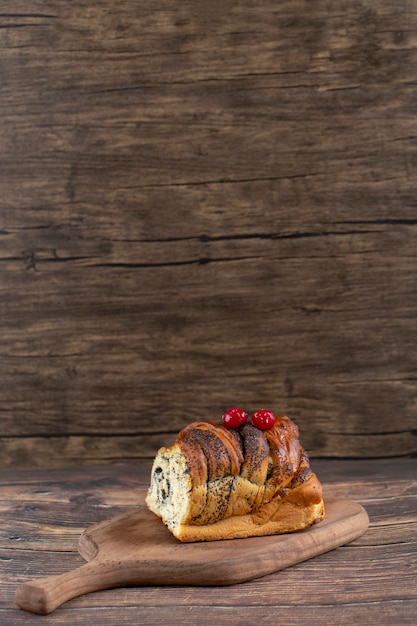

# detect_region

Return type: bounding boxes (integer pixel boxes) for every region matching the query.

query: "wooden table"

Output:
[1,458,416,625]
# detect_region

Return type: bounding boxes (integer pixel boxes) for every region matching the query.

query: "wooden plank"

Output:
[3,603,417,626]
[0,459,416,623]
[3,541,417,622]
[1,431,415,468]
[1,1,417,464]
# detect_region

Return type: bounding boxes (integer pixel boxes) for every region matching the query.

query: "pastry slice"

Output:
[146,411,324,542]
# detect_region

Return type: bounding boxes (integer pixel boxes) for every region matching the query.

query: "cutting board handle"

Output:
[15,560,117,615]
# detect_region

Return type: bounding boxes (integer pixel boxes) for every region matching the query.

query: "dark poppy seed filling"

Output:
[161,478,171,500]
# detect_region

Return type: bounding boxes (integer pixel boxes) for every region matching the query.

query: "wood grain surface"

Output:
[14,497,368,614]
[1,1,416,466]
[1,459,416,624]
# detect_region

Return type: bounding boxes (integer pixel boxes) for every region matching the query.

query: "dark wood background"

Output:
[1,0,416,467]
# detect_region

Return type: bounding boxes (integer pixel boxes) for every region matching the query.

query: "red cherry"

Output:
[252,409,276,430]
[222,407,249,429]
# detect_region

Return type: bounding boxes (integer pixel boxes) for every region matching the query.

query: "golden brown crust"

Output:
[146,416,325,542]
[177,420,244,481]
[173,473,324,542]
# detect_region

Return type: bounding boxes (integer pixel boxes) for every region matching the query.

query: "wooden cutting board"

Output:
[15,496,368,615]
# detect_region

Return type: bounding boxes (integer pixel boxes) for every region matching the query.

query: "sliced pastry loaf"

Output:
[146,414,324,542]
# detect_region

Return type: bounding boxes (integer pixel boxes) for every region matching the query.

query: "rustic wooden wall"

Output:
[1,0,416,467]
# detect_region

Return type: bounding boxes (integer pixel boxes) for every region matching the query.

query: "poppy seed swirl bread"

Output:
[146,415,325,542]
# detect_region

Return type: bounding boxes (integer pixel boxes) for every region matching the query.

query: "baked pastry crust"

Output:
[146,416,325,542]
